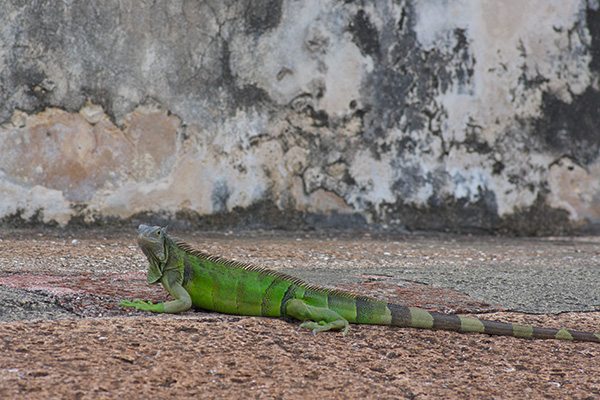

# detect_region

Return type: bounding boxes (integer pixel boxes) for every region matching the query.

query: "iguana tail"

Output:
[287,292,600,342]
[388,304,600,342]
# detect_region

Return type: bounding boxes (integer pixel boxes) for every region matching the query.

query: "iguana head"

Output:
[137,224,169,284]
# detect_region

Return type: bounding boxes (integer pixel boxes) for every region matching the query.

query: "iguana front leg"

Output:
[119,280,192,313]
[285,299,350,336]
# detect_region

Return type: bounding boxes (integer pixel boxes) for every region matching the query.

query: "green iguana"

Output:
[119,225,600,342]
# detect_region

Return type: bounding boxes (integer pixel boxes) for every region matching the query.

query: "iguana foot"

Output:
[300,320,350,337]
[118,299,164,312]
[286,299,350,336]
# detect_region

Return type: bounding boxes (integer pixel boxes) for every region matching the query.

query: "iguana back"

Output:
[120,225,600,343]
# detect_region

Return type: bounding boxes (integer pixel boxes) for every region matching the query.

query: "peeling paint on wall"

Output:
[1,0,600,234]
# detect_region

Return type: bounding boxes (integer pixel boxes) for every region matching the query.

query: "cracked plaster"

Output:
[1,0,600,233]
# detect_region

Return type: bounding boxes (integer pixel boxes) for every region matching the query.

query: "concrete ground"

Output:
[0,227,599,399]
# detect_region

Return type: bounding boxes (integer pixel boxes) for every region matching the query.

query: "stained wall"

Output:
[1,1,599,234]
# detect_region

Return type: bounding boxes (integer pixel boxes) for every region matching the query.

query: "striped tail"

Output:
[388,304,600,343]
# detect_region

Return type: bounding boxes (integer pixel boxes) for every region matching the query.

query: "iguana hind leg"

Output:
[285,299,350,336]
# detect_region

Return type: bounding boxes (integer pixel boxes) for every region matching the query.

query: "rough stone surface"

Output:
[2,1,600,234]
[2,315,600,399]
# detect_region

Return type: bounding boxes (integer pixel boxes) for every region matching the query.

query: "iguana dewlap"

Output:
[119,225,600,342]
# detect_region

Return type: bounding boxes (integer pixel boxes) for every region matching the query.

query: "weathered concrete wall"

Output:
[1,0,600,234]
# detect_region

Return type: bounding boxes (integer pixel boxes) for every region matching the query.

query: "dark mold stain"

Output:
[452,28,475,93]
[211,180,230,214]
[587,5,600,73]
[218,40,272,112]
[534,87,600,165]
[307,106,329,128]
[348,9,380,59]
[373,187,500,235]
[244,0,283,36]
[528,5,600,166]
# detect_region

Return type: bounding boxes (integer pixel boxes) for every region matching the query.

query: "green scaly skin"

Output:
[119,225,600,342]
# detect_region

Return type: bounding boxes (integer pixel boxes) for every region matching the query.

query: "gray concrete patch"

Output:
[0,286,76,322]
[392,263,600,314]
[281,263,600,314]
